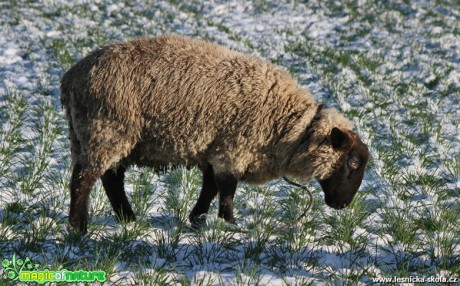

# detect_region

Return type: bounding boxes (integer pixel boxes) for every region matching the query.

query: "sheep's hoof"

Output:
[189,213,207,229]
[69,216,87,235]
[222,220,242,233]
[226,218,237,225]
[69,207,88,235]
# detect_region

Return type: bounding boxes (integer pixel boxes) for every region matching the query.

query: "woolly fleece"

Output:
[61,35,354,184]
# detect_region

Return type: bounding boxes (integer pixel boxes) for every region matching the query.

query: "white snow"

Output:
[0,0,459,284]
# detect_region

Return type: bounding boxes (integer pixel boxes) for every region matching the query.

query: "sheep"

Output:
[60,35,370,234]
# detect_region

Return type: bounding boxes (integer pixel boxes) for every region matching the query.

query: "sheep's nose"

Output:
[325,196,351,209]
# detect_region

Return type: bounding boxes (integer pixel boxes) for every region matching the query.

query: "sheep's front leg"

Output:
[189,164,219,228]
[101,166,136,223]
[69,161,101,234]
[216,174,238,225]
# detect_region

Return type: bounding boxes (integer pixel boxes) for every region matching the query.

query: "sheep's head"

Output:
[317,127,369,209]
[287,108,369,209]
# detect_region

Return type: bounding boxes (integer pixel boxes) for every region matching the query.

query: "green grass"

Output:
[1,0,459,284]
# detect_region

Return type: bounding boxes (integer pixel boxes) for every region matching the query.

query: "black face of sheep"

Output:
[318,128,369,209]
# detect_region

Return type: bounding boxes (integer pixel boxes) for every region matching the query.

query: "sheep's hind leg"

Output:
[67,118,138,235]
[101,166,136,223]
[189,164,219,228]
[69,161,101,234]
[216,174,238,225]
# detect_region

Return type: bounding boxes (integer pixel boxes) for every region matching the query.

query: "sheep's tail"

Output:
[60,79,82,166]
[60,71,71,110]
[67,116,82,166]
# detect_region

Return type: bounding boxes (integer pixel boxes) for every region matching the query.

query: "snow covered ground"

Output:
[0,1,459,285]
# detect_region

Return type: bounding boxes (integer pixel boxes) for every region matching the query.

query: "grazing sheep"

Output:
[60,35,369,234]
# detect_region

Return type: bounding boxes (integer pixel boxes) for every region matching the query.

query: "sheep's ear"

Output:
[317,104,325,113]
[330,127,350,150]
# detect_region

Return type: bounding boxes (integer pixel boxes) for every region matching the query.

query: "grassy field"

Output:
[0,0,459,285]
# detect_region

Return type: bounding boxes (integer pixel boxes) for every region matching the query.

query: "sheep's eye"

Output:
[348,158,359,170]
